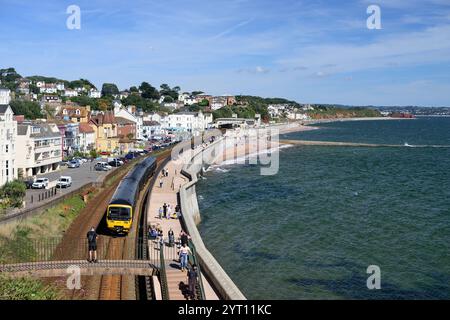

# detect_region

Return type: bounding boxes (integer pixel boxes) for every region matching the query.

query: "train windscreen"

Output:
[108,206,131,221]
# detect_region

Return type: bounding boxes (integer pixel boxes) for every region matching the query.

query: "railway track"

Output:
[98,237,127,300]
[46,150,172,300]
[95,150,172,300]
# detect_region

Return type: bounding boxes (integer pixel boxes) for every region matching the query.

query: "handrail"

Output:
[159,242,170,300]
[188,239,206,300]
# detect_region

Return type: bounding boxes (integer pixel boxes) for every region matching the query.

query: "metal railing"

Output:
[159,243,170,300]
[189,240,206,300]
[0,237,157,265]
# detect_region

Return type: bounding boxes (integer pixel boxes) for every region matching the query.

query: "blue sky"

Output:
[1,0,450,106]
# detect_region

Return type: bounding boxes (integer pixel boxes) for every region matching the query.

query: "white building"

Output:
[0,104,18,186]
[36,81,46,88]
[166,111,213,134]
[184,96,197,106]
[287,112,310,120]
[88,89,102,98]
[16,122,62,177]
[78,123,95,153]
[0,88,11,105]
[56,83,65,91]
[39,84,58,94]
[114,105,143,140]
[64,89,78,97]
[142,120,162,140]
[178,92,190,103]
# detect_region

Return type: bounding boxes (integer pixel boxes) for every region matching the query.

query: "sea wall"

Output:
[179,138,246,300]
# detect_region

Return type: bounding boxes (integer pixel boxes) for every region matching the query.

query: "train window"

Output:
[108,207,131,221]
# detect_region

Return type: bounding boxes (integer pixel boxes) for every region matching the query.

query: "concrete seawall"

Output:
[178,138,246,300]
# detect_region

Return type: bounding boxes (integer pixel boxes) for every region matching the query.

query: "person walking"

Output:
[180,230,190,247]
[159,178,163,188]
[168,228,175,247]
[163,203,167,218]
[179,243,191,272]
[87,227,98,263]
[187,265,198,300]
[167,204,172,219]
[158,206,163,219]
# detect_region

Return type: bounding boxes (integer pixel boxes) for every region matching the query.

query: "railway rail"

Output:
[67,149,172,300]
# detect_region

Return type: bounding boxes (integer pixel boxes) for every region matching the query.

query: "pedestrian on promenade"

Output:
[167,204,172,219]
[187,265,198,300]
[179,243,191,272]
[171,177,175,190]
[87,226,98,263]
[168,228,175,247]
[158,229,164,248]
[158,206,163,219]
[179,230,190,247]
[159,178,163,188]
[163,203,167,218]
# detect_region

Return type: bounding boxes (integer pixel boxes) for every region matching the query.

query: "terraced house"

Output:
[16,122,62,177]
[0,103,18,186]
[89,111,120,154]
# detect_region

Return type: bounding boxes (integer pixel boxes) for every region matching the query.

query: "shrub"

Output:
[0,180,26,208]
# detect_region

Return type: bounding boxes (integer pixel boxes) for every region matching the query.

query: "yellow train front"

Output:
[106,157,156,235]
[107,202,133,234]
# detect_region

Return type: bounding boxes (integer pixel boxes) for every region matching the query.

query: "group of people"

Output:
[87,225,198,299]
[158,203,180,220]
[159,168,170,188]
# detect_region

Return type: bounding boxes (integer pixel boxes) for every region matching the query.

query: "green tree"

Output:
[101,83,119,97]
[198,99,209,107]
[163,96,174,103]
[0,180,26,208]
[139,82,160,100]
[9,100,43,119]
[89,149,98,159]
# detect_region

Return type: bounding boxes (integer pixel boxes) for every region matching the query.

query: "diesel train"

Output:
[106,156,157,234]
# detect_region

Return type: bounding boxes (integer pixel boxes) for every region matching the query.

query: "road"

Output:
[24,161,117,210]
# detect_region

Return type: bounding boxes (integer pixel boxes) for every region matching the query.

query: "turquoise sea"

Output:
[196,117,450,299]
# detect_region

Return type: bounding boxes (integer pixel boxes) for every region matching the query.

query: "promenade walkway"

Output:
[146,148,219,300]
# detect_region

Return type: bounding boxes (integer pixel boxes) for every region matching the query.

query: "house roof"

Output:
[143,120,160,126]
[18,123,61,138]
[115,117,135,125]
[59,106,89,118]
[79,123,95,133]
[90,111,116,126]
[0,105,10,114]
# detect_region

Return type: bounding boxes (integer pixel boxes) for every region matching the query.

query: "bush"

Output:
[0,180,26,208]
[0,275,60,300]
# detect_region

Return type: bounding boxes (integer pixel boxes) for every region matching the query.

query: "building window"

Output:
[5,145,8,153]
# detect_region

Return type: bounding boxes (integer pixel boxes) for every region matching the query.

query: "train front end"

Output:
[106,204,133,234]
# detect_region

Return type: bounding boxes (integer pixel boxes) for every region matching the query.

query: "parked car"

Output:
[95,162,112,171]
[32,178,49,189]
[68,160,80,168]
[23,177,35,189]
[108,158,123,167]
[94,163,108,171]
[60,161,69,166]
[74,157,87,164]
[56,176,72,188]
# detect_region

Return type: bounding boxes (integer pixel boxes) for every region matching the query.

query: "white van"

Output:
[56,176,72,188]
